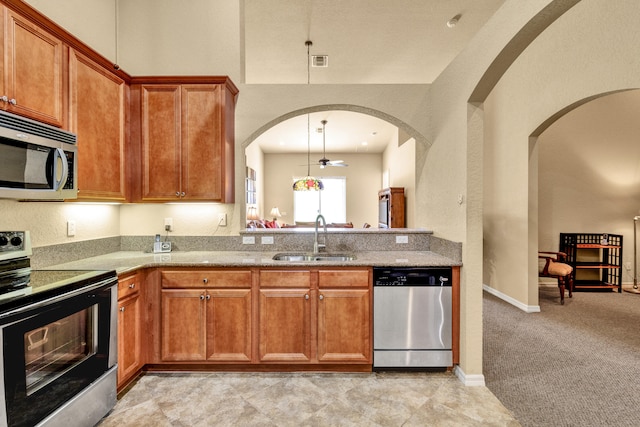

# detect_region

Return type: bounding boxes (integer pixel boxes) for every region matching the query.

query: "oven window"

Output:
[24,304,98,396]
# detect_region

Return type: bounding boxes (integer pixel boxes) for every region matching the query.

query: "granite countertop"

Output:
[43,250,461,275]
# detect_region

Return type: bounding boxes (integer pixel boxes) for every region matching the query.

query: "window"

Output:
[293,177,346,223]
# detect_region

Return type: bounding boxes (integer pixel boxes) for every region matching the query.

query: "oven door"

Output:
[0,284,114,427]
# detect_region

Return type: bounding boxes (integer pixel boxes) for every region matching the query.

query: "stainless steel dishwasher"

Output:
[373,267,452,369]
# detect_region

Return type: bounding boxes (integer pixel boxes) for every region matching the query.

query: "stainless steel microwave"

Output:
[0,111,77,200]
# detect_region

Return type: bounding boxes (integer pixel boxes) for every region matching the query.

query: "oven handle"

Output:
[0,275,117,322]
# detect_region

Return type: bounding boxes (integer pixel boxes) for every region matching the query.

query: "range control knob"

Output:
[0,235,8,246]
[10,235,22,247]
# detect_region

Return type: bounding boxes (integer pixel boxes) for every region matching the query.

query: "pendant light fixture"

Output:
[293,40,324,192]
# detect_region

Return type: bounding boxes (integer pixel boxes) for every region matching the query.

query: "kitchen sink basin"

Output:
[272,253,356,262]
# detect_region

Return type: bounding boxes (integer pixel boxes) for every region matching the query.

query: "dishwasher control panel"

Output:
[373,267,451,286]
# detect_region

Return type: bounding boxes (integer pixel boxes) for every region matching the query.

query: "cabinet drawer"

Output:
[162,270,252,288]
[259,270,311,288]
[318,269,370,288]
[118,273,141,300]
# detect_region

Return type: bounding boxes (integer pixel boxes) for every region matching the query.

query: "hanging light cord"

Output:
[307,114,311,176]
[306,40,312,177]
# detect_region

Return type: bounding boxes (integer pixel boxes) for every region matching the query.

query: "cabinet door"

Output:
[181,85,223,201]
[69,49,126,200]
[2,8,65,127]
[140,85,182,201]
[317,289,371,363]
[259,289,311,362]
[118,293,141,387]
[161,289,206,361]
[206,289,252,362]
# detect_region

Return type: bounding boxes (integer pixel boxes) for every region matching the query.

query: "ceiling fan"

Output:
[316,120,348,168]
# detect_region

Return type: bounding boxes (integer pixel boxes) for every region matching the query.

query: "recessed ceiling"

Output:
[256,111,397,155]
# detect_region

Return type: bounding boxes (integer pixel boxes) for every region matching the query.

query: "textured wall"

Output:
[0,199,120,247]
[483,0,640,306]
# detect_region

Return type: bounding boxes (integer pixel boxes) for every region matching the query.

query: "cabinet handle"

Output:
[176,192,180,197]
[203,278,209,284]
[129,283,136,289]
[0,96,7,102]
[206,294,211,300]
[304,294,309,300]
[8,98,16,106]
[180,192,186,197]
[119,306,125,312]
[319,294,324,300]
[200,294,205,300]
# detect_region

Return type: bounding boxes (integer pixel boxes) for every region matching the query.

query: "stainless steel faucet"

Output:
[314,214,327,253]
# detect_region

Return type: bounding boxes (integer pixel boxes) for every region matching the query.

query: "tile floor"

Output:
[98,371,520,426]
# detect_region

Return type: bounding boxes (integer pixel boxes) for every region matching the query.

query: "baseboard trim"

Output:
[454,365,485,386]
[483,284,540,313]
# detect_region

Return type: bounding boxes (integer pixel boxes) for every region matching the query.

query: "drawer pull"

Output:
[203,278,209,284]
[304,294,309,300]
[129,283,136,289]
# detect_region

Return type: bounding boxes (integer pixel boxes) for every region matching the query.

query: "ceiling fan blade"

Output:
[327,160,348,167]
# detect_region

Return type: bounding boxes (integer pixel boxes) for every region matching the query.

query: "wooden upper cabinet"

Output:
[133,78,237,203]
[0,7,66,127]
[139,85,181,201]
[182,85,223,200]
[69,49,127,201]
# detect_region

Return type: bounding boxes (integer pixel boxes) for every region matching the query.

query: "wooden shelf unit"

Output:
[559,233,623,292]
[378,187,405,228]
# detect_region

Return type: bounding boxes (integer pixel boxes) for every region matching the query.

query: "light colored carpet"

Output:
[484,286,640,427]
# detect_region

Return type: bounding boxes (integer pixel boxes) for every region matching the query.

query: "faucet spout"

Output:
[314,214,327,253]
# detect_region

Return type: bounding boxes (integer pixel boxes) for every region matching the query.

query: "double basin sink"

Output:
[272,253,355,262]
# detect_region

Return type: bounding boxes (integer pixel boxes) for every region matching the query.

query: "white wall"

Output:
[263,153,381,227]
[537,90,640,284]
[25,0,117,62]
[383,138,416,228]
[483,0,640,309]
[0,199,119,246]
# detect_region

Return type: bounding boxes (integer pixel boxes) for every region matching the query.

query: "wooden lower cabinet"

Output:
[160,269,252,362]
[259,268,372,365]
[117,272,143,390]
[259,288,312,362]
[317,289,370,362]
[150,267,372,369]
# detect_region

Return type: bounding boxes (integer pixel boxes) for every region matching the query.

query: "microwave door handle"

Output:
[53,148,68,191]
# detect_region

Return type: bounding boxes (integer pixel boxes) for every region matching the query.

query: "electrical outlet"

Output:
[218,213,227,226]
[67,220,76,237]
[261,236,274,245]
[242,236,255,245]
[396,235,408,244]
[164,217,173,232]
[625,262,632,270]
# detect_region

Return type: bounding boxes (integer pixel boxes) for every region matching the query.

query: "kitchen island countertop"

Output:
[43,250,461,275]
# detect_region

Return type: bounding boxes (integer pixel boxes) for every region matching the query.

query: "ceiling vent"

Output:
[311,55,328,67]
